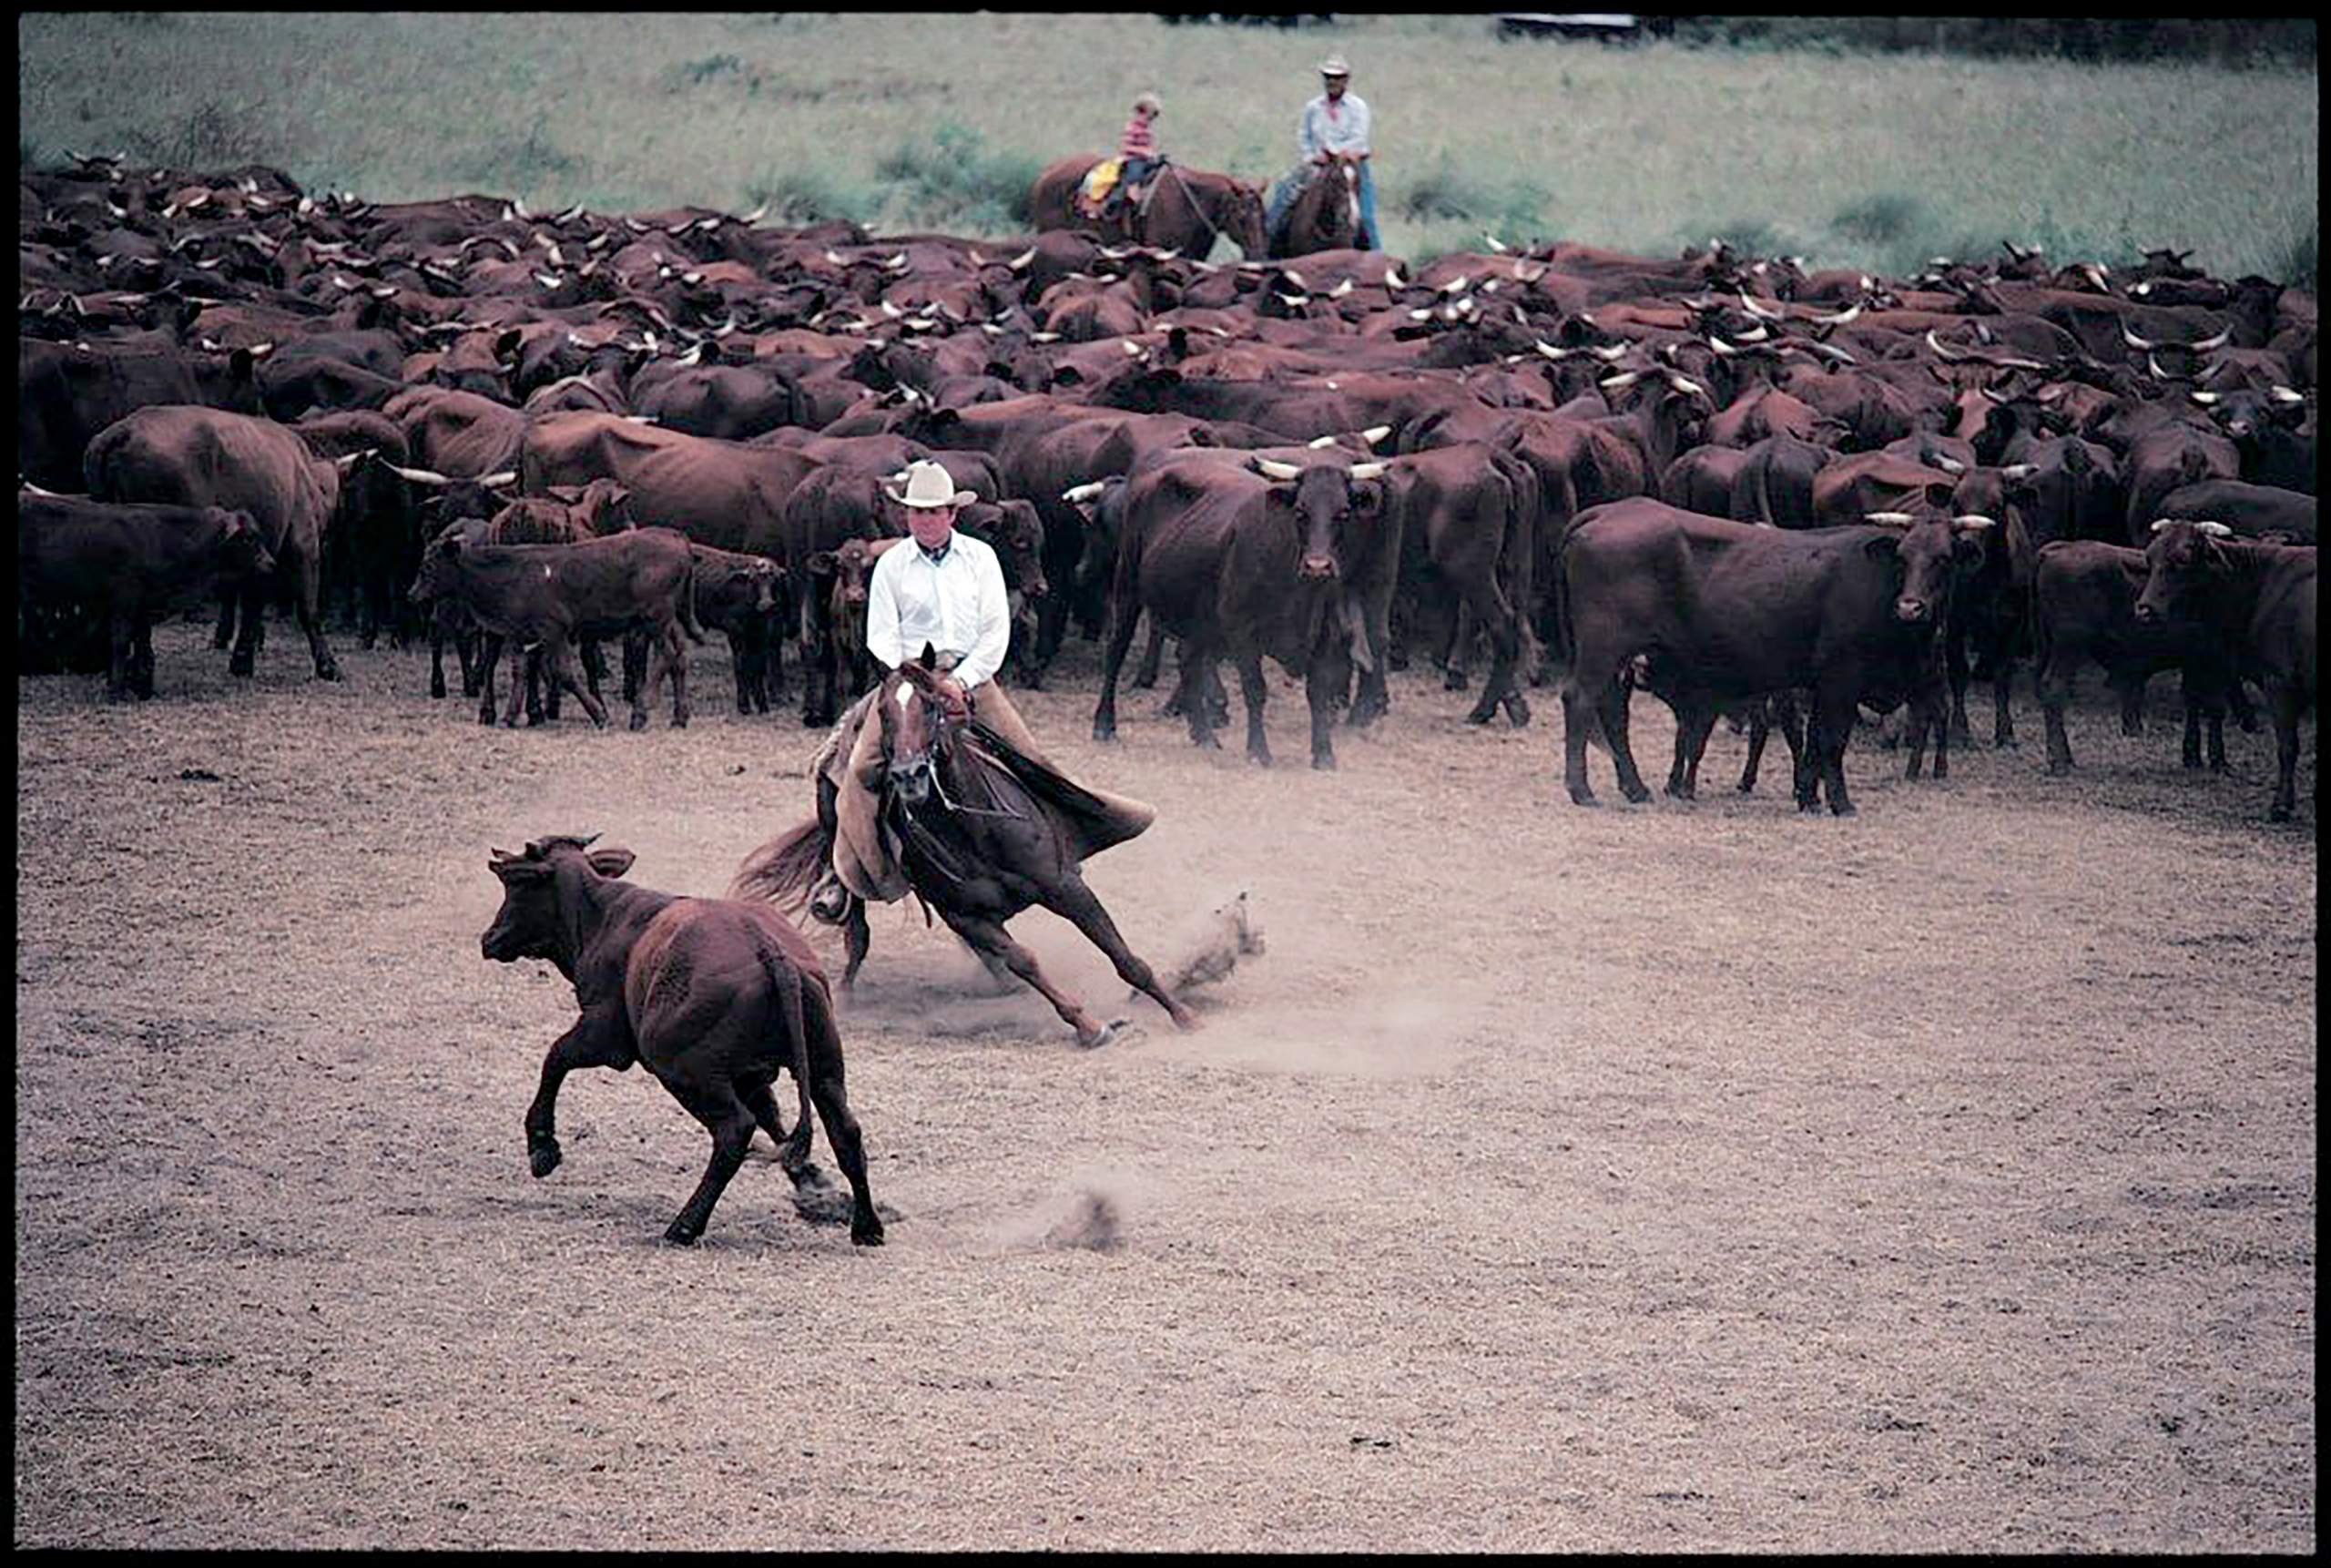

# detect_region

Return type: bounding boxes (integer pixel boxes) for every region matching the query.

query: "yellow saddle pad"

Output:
[1080,158,1123,209]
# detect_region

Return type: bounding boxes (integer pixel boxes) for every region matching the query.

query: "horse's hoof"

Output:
[850,1217,887,1247]
[529,1141,562,1178]
[661,1222,701,1246]
[1077,1018,1135,1049]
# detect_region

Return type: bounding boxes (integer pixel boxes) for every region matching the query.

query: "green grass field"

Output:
[17,12,2319,281]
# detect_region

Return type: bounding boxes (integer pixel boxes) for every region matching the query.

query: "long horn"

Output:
[1061,481,1107,504]
[1308,434,1341,449]
[2193,519,2234,537]
[480,471,520,487]
[2271,385,2306,404]
[1951,514,1996,530]
[2191,327,2231,351]
[2150,518,2175,534]
[390,464,452,484]
[2121,322,2156,351]
[1359,424,1391,447]
[1347,462,1387,481]
[1864,511,1915,525]
[1251,457,1302,480]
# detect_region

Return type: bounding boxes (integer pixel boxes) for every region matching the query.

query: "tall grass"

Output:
[15,12,2318,281]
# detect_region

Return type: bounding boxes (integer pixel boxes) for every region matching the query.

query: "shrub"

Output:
[747,167,871,226]
[124,98,270,172]
[2278,225,2316,291]
[873,120,1040,232]
[1831,192,1927,246]
[678,53,743,86]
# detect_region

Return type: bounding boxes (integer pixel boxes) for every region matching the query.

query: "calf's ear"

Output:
[805,550,837,576]
[585,846,636,880]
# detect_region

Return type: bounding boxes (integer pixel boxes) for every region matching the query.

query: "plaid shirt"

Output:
[1118,114,1157,160]
[1298,92,1371,160]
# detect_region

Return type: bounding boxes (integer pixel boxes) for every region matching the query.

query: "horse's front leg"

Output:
[1045,873,1200,1033]
[944,911,1120,1048]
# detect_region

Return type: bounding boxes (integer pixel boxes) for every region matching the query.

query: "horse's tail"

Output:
[728,815,832,912]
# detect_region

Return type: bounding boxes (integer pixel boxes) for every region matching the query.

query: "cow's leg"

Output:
[798,1031,882,1245]
[628,628,664,731]
[2038,651,2079,774]
[1561,670,1608,806]
[227,580,265,677]
[1667,697,1718,799]
[658,1078,758,1246]
[1442,598,1473,691]
[1459,583,1525,728]
[1811,679,1858,816]
[1945,625,1973,747]
[132,619,159,699]
[523,1019,633,1177]
[1131,616,1166,690]
[212,587,237,651]
[728,636,754,715]
[476,636,504,725]
[291,552,341,681]
[104,615,138,703]
[1093,597,1146,742]
[1046,872,1200,1032]
[2115,672,2147,735]
[501,640,533,728]
[1597,678,1652,803]
[1992,659,2017,748]
[430,617,451,698]
[1237,654,1273,767]
[944,910,1119,1048]
[2266,686,2303,821]
[1305,649,1342,770]
[737,1074,827,1191]
[529,647,553,726]
[543,633,610,728]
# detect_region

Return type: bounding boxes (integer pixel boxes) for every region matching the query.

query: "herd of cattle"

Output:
[16,154,2318,820]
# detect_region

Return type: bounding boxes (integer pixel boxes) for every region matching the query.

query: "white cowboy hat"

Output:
[1318,56,1350,76]
[882,458,975,510]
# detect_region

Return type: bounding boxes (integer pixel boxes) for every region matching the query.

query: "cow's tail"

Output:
[728,815,832,916]
[756,938,819,1177]
[678,551,708,645]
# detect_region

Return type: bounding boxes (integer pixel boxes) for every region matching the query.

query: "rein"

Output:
[1155,163,1224,254]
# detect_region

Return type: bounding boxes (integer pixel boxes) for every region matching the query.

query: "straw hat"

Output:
[1318,56,1350,77]
[883,459,976,510]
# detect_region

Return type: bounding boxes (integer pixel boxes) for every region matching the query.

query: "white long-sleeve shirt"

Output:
[863,529,1011,690]
[1298,92,1372,160]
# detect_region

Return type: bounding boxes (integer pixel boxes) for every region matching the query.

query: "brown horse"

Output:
[1269,153,1366,260]
[730,651,1201,1048]
[1029,154,1267,261]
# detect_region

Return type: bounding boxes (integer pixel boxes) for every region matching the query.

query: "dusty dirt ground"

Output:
[15,619,2316,1551]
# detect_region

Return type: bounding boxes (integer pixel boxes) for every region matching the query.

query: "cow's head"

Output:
[481,834,636,964]
[209,507,279,581]
[960,498,1047,602]
[1252,456,1389,582]
[1864,511,1992,625]
[2135,518,2236,625]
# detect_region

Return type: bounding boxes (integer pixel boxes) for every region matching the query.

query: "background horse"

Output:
[1269,152,1364,259]
[1029,154,1267,261]
[730,653,1200,1048]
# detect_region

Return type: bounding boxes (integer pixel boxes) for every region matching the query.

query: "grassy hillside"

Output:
[17,12,2319,280]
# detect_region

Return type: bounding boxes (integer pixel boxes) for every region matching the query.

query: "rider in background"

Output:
[1104,92,1163,222]
[1265,55,1376,250]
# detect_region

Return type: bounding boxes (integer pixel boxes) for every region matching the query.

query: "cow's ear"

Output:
[495,328,523,361]
[806,550,837,576]
[491,856,552,885]
[229,347,255,381]
[917,641,939,669]
[1862,534,1902,564]
[585,846,636,880]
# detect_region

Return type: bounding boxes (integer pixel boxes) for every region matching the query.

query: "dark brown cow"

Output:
[678,542,786,715]
[18,336,264,491]
[2136,520,2317,820]
[1377,443,1539,726]
[406,524,703,729]
[2155,479,2316,545]
[1808,453,1961,530]
[1558,500,1990,813]
[520,411,823,556]
[801,535,906,722]
[18,491,278,701]
[1094,452,1396,769]
[81,403,348,680]
[2030,539,2250,776]
[481,834,880,1247]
